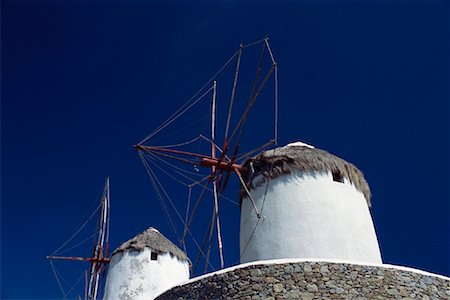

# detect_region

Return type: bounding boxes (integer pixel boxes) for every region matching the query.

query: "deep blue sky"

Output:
[2,1,449,299]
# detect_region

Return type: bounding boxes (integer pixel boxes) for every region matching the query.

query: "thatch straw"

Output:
[112,227,188,261]
[240,144,372,206]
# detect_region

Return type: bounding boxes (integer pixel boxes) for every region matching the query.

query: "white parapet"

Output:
[103,227,190,300]
[240,143,382,264]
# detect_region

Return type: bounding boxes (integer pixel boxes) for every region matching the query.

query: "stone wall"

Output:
[157,261,450,299]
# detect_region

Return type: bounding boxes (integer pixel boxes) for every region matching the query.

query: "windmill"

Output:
[47,177,111,300]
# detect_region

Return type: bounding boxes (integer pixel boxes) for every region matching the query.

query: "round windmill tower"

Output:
[158,142,450,300]
[239,141,382,264]
[103,227,190,300]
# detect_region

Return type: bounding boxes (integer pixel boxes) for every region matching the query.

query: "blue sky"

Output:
[2,1,449,299]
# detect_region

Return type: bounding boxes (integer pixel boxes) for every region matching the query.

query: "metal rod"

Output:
[228,63,276,147]
[196,210,215,274]
[84,270,88,300]
[235,168,261,218]
[200,157,245,172]
[193,213,213,273]
[225,44,243,140]
[213,179,224,268]
[87,262,95,299]
[137,144,246,172]
[88,178,111,300]
[181,179,211,244]
[203,206,216,274]
[264,37,276,65]
[211,81,224,269]
[105,177,110,247]
[236,139,276,162]
[212,81,217,152]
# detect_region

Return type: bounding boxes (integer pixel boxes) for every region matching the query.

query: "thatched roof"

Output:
[240,143,372,206]
[112,227,188,261]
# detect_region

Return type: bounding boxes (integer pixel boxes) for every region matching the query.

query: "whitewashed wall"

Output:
[103,248,190,300]
[240,169,382,264]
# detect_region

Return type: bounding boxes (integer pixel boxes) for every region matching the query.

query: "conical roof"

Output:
[241,142,371,206]
[112,227,188,261]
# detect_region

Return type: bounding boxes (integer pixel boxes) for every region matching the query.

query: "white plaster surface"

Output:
[286,141,315,148]
[103,248,190,300]
[240,169,382,264]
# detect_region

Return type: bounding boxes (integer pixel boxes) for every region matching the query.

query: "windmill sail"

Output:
[47,177,111,300]
[136,37,278,274]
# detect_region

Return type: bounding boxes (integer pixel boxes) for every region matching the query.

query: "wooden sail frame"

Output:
[47,177,111,300]
[136,37,278,274]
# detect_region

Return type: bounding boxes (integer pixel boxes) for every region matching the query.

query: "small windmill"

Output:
[47,177,111,300]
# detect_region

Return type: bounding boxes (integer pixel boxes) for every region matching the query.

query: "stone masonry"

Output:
[157,261,450,299]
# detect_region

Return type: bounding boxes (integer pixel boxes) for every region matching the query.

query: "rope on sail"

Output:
[203,204,218,274]
[153,170,215,270]
[224,44,243,140]
[250,42,267,106]
[50,259,68,299]
[57,230,100,256]
[181,179,210,244]
[193,211,215,274]
[141,83,238,146]
[140,152,214,268]
[236,139,276,162]
[148,113,210,144]
[229,63,275,150]
[146,157,193,186]
[242,38,266,49]
[240,147,277,259]
[139,37,268,145]
[65,270,86,298]
[144,151,239,206]
[137,38,278,273]
[150,135,202,149]
[235,168,260,218]
[139,152,180,241]
[264,37,277,65]
[198,135,230,160]
[139,85,214,144]
[51,203,101,256]
[227,41,267,148]
[144,154,208,200]
[147,93,234,145]
[186,166,248,262]
[188,173,212,188]
[145,151,204,178]
[140,48,237,145]
[182,187,193,254]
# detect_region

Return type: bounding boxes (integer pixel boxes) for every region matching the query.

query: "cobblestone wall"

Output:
[157,261,450,299]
